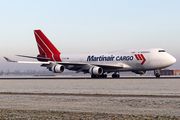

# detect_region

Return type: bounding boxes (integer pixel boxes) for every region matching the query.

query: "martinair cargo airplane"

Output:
[4,30,176,78]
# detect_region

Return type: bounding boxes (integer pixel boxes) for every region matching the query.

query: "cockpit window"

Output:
[158,50,166,52]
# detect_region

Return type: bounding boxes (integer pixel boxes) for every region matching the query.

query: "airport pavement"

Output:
[0,75,180,79]
[0,76,180,119]
[0,94,180,119]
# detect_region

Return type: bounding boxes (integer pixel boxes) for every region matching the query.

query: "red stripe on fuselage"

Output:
[135,54,139,60]
[140,54,146,65]
[137,54,142,60]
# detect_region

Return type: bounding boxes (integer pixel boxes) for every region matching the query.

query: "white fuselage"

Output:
[60,48,176,72]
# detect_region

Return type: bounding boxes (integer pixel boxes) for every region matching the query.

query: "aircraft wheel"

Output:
[91,74,107,78]
[155,74,160,78]
[91,74,98,78]
[112,74,120,78]
[101,75,104,78]
[154,69,161,78]
[105,74,107,78]
[101,74,107,78]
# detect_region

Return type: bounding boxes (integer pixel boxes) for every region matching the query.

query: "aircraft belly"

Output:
[150,60,163,69]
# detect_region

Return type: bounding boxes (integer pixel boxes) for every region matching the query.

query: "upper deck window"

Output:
[158,50,165,52]
[140,51,150,53]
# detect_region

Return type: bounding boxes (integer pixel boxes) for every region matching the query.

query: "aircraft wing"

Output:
[4,57,124,73]
[41,62,124,73]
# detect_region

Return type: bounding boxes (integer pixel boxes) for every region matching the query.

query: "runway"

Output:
[1,92,180,98]
[0,75,180,79]
[0,76,180,96]
[0,76,180,119]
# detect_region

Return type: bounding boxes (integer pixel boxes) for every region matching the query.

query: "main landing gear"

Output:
[91,74,107,78]
[154,69,161,78]
[91,72,120,78]
[112,72,120,78]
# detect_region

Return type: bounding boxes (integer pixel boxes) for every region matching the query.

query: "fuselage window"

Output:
[140,51,150,53]
[158,50,166,52]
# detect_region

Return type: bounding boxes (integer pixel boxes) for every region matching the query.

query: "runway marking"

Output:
[0,92,180,98]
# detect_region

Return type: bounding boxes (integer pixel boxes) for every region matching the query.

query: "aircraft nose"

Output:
[169,55,176,65]
[171,56,176,64]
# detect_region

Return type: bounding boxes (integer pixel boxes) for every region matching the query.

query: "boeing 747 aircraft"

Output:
[4,30,176,78]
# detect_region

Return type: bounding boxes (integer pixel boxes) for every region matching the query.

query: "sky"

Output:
[0,0,180,71]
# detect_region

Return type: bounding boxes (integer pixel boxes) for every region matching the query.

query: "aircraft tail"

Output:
[34,30,61,61]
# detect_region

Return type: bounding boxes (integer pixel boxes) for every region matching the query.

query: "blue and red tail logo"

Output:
[134,54,146,65]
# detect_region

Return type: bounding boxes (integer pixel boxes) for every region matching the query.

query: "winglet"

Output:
[4,57,16,62]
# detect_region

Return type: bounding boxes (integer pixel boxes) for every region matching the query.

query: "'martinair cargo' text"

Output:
[87,55,133,61]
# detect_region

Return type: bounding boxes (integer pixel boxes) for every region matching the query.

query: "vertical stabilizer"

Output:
[34,30,61,61]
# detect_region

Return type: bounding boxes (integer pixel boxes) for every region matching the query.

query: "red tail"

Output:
[34,30,61,62]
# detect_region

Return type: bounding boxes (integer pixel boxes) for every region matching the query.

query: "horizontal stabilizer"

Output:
[4,57,16,62]
[16,55,51,61]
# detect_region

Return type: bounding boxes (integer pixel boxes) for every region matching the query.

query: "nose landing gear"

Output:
[154,69,161,78]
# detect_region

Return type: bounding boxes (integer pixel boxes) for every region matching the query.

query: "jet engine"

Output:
[132,70,146,75]
[89,66,103,75]
[51,64,65,73]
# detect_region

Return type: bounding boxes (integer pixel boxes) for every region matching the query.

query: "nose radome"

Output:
[168,55,176,65]
[171,56,176,64]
